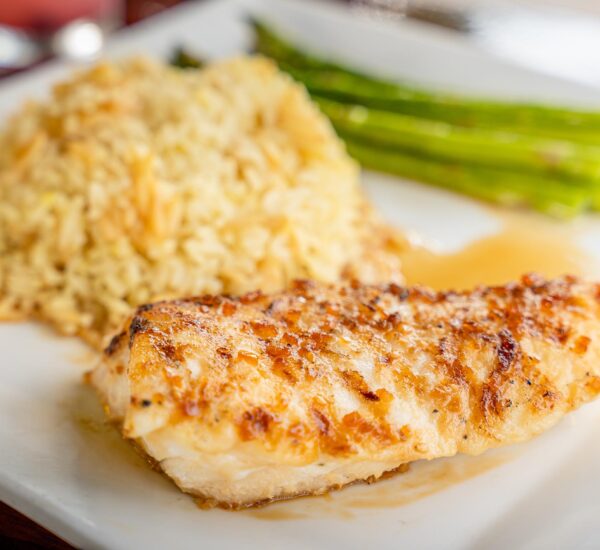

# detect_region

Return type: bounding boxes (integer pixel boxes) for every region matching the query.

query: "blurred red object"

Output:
[0,0,121,31]
[0,0,183,31]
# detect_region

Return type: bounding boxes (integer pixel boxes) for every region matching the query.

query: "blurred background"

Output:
[2,0,600,87]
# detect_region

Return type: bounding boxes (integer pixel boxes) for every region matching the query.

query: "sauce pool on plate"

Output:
[400,209,600,290]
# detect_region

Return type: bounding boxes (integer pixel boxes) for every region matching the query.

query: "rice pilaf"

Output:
[0,56,403,347]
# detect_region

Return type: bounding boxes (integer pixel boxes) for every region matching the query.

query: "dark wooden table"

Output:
[0,501,73,549]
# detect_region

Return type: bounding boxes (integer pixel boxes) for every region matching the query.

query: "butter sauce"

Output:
[400,210,600,291]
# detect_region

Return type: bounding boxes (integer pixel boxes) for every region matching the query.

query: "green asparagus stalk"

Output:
[292,67,600,143]
[171,47,205,69]
[316,97,600,182]
[343,138,591,219]
[254,20,600,139]
[253,19,369,77]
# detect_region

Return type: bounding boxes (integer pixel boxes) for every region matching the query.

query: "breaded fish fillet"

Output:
[91,275,600,508]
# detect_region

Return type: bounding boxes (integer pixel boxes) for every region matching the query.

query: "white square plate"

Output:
[2,1,600,548]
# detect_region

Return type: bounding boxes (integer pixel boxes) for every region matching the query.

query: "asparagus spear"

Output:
[254,20,600,138]
[171,47,205,69]
[293,67,600,142]
[316,97,600,182]
[253,19,369,77]
[343,138,591,219]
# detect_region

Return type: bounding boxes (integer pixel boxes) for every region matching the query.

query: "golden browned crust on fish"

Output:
[92,274,600,507]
